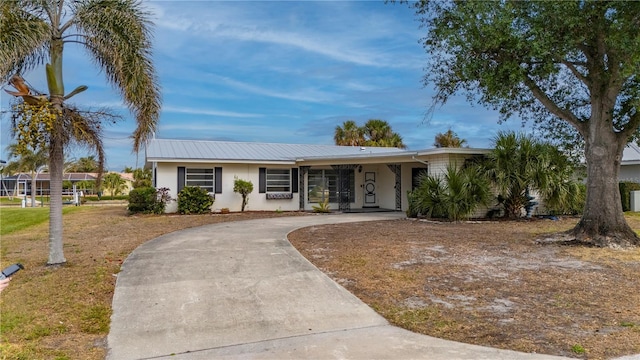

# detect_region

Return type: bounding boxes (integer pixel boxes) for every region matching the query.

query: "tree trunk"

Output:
[572,125,639,247]
[30,171,36,207]
[47,38,66,265]
[48,132,66,265]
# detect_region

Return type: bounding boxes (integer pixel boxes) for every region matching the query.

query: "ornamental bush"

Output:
[128,187,171,214]
[407,164,491,221]
[233,178,253,212]
[177,186,214,214]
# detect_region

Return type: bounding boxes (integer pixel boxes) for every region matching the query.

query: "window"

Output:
[266,169,291,192]
[185,168,214,192]
[308,169,354,203]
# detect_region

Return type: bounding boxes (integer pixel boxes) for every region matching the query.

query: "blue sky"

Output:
[1,1,526,171]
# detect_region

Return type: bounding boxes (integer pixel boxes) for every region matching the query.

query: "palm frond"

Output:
[0,1,51,79]
[73,0,161,152]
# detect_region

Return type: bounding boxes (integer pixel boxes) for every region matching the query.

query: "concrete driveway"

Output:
[107,213,571,360]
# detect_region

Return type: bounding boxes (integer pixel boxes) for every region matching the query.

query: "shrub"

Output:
[619,182,640,211]
[545,182,586,215]
[177,186,214,214]
[408,164,490,221]
[233,178,254,212]
[128,187,171,214]
[312,198,331,213]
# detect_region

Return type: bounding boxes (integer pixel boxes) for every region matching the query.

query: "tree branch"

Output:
[522,75,585,134]
[561,60,589,86]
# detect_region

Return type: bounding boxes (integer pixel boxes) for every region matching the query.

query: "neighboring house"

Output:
[0,172,98,197]
[620,143,640,183]
[146,138,490,213]
[0,172,134,197]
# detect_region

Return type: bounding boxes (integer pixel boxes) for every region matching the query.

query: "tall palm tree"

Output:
[5,144,48,207]
[334,120,365,146]
[363,119,406,149]
[1,1,161,265]
[434,129,467,148]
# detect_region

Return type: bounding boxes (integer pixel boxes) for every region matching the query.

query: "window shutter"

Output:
[177,167,185,192]
[291,168,299,193]
[215,167,222,194]
[259,168,266,193]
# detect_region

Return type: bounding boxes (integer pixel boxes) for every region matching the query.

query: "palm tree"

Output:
[483,131,580,218]
[434,129,467,148]
[334,120,365,146]
[5,144,48,207]
[132,168,152,188]
[66,155,99,173]
[102,172,128,197]
[409,163,490,221]
[1,1,161,265]
[363,119,406,149]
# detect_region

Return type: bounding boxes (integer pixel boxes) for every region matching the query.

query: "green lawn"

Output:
[0,206,81,235]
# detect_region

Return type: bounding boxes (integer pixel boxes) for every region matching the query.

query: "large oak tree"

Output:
[410,1,640,247]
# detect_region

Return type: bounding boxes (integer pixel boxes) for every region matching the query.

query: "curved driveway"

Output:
[107,213,570,360]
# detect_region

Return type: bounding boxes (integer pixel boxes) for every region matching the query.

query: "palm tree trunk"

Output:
[47,38,66,265]
[48,134,66,264]
[30,171,36,207]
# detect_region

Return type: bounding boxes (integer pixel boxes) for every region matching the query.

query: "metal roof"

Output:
[145,139,407,163]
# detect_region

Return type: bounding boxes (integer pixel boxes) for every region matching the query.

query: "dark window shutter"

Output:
[259,168,266,193]
[177,167,185,192]
[215,167,222,194]
[291,168,299,193]
[153,167,157,187]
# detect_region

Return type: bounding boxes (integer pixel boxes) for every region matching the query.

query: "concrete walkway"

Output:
[107,213,571,360]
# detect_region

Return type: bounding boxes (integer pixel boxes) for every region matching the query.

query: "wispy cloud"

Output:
[212,75,339,104]
[152,2,421,69]
[162,105,263,118]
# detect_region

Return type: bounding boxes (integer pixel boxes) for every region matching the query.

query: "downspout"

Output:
[412,156,429,170]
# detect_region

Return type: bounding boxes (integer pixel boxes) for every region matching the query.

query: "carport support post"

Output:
[299,166,309,210]
[387,164,402,210]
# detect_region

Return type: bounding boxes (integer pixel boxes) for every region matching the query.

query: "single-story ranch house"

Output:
[146,138,490,213]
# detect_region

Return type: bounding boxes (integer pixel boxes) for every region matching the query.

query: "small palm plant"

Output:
[409,164,491,221]
[312,198,331,213]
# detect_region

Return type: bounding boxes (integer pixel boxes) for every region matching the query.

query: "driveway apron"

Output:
[107,213,569,360]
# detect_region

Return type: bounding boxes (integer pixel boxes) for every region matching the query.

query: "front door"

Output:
[363,171,378,207]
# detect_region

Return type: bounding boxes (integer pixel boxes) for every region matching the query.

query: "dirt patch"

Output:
[288,217,640,360]
[0,206,309,360]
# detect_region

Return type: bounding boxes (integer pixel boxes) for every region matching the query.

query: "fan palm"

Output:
[363,119,406,149]
[334,120,365,146]
[483,131,581,218]
[434,129,467,148]
[1,0,161,265]
[409,163,490,221]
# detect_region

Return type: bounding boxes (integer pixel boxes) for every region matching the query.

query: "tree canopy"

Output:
[334,119,406,148]
[408,0,640,247]
[433,129,467,148]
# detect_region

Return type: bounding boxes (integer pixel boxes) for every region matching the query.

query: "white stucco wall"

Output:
[155,162,301,213]
[152,151,485,214]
